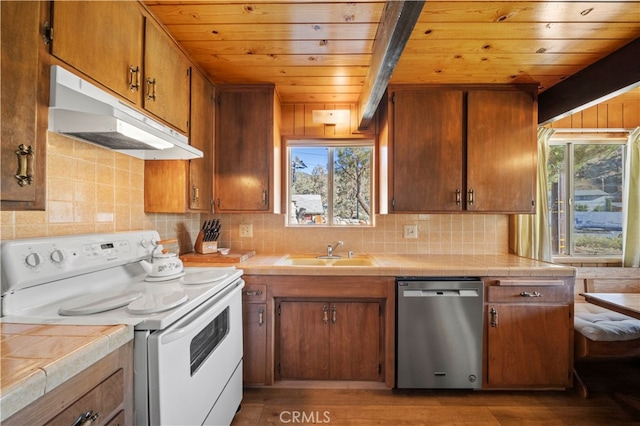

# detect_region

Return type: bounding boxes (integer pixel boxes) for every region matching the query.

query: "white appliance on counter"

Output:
[1,231,244,426]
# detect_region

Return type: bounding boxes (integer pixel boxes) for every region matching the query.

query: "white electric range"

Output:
[1,230,244,426]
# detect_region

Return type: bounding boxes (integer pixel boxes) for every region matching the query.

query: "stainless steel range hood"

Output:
[48,65,202,160]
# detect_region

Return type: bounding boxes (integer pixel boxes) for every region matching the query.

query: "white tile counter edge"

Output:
[1,325,134,421]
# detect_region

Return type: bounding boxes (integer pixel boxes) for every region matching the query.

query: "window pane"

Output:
[548,145,567,255]
[573,144,624,255]
[333,147,372,225]
[290,147,328,224]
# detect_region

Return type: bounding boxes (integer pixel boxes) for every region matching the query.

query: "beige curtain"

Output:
[509,127,555,261]
[622,127,640,267]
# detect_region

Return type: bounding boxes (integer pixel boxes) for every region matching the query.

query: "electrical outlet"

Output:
[403,224,418,239]
[239,224,253,238]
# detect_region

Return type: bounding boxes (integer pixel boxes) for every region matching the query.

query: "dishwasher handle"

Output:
[402,289,480,297]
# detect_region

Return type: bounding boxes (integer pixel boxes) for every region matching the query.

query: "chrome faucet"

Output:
[327,240,343,258]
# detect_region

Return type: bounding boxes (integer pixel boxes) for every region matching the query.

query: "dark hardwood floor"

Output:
[232,360,640,425]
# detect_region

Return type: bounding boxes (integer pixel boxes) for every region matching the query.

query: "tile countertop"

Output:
[0,323,133,421]
[185,253,576,277]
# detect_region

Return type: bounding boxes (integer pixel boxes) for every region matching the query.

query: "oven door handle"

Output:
[160,280,243,345]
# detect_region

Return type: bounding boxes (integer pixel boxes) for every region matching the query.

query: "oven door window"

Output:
[190,306,229,375]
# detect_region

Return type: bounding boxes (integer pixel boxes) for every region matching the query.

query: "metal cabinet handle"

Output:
[490,308,498,327]
[331,305,337,324]
[262,189,268,205]
[520,291,542,297]
[243,290,262,297]
[128,65,140,92]
[146,78,156,101]
[455,189,461,205]
[322,304,329,324]
[71,410,99,426]
[258,307,264,326]
[192,185,199,203]
[14,144,34,187]
[468,189,474,205]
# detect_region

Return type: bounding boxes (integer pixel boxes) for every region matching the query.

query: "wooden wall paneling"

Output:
[608,102,624,128]
[281,104,295,135]
[581,106,598,128]
[623,100,640,128]
[596,104,608,128]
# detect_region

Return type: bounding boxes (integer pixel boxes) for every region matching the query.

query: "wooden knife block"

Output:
[194,230,218,254]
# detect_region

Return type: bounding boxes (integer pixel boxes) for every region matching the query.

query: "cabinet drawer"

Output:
[45,369,124,426]
[488,285,571,303]
[243,284,266,302]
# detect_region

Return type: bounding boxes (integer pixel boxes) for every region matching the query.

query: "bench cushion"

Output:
[574,303,640,342]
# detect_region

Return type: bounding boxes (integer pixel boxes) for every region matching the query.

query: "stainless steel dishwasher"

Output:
[396,278,484,389]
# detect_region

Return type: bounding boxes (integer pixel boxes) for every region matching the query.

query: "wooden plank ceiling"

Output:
[145,1,640,111]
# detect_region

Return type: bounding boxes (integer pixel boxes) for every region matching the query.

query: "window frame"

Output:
[285,138,375,227]
[548,136,627,259]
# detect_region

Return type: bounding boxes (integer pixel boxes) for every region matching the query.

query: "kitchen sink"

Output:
[278,255,377,267]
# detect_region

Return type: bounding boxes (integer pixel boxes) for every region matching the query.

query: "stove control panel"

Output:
[1,231,160,294]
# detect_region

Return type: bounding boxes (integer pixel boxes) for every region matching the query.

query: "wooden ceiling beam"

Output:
[357,0,425,130]
[538,38,640,124]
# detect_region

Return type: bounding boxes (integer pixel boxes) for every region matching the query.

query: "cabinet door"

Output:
[1,1,47,209]
[467,89,537,213]
[143,18,190,133]
[486,303,572,387]
[216,87,272,212]
[329,302,381,381]
[278,301,330,379]
[144,160,189,213]
[189,70,214,211]
[243,303,267,384]
[51,1,143,104]
[390,89,464,212]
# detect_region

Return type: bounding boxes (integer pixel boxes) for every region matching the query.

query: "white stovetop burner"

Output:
[0,231,243,330]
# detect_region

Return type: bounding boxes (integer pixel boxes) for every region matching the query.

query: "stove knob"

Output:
[25,252,41,268]
[50,249,65,264]
[140,239,149,248]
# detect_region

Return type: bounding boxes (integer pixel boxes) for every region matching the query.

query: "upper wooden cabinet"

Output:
[144,69,214,213]
[215,84,280,213]
[388,85,537,213]
[1,1,47,210]
[50,1,190,133]
[50,1,143,105]
[143,18,190,133]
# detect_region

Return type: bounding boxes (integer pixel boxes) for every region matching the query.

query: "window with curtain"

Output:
[548,139,627,257]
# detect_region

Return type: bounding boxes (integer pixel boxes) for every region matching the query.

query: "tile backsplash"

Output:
[1,133,508,255]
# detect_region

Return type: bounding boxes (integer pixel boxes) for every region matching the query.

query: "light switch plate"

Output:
[404,224,418,239]
[239,224,253,238]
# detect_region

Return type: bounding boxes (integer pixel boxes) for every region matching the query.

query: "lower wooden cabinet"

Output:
[5,341,133,426]
[484,279,574,389]
[240,275,394,386]
[242,282,268,385]
[277,300,381,381]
